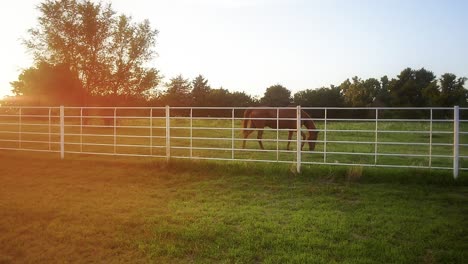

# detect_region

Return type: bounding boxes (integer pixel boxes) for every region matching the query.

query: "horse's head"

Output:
[304,119,318,151]
[307,129,319,151]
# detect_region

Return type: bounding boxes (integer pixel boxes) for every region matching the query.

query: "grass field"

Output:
[0,150,467,263]
[2,109,468,170]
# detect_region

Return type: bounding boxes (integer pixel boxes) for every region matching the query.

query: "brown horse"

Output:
[242,108,318,150]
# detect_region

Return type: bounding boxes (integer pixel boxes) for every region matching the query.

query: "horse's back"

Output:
[246,108,306,129]
[247,109,275,128]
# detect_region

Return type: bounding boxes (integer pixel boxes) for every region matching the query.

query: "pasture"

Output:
[1,106,468,172]
[0,151,467,263]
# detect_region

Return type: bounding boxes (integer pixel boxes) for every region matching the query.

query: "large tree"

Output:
[10,62,84,106]
[340,77,380,107]
[439,73,467,107]
[22,0,161,103]
[261,84,291,106]
[388,68,437,107]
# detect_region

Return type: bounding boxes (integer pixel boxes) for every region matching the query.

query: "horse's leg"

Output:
[301,131,306,150]
[242,127,255,149]
[287,131,293,150]
[257,130,265,150]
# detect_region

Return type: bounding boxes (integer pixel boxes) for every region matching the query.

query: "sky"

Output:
[0,0,467,99]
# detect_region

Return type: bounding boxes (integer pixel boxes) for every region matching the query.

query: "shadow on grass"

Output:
[163,158,468,186]
[1,150,466,186]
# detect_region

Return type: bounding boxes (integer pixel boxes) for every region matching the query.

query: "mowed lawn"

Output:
[0,151,467,263]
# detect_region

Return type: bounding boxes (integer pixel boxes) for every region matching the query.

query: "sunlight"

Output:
[0,1,467,262]
[1,0,466,100]
[0,1,38,99]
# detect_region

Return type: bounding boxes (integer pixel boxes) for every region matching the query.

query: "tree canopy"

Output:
[10,62,84,106]
[21,0,161,103]
[156,74,256,108]
[260,85,292,107]
[294,86,344,107]
[191,75,211,107]
[162,75,192,106]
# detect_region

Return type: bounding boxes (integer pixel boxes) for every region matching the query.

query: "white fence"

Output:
[0,106,467,179]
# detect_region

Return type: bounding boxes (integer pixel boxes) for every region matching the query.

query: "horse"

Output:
[242,108,318,151]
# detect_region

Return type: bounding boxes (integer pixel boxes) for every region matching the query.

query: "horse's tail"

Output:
[241,108,254,149]
[243,108,253,131]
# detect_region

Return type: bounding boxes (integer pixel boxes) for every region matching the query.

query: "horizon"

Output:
[0,0,467,99]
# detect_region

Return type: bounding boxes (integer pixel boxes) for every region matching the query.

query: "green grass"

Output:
[2,115,468,170]
[0,151,467,263]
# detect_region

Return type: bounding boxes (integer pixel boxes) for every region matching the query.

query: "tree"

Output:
[388,68,437,107]
[229,91,257,107]
[203,89,256,107]
[421,80,440,107]
[24,0,161,103]
[293,86,344,107]
[163,75,192,106]
[10,62,84,106]
[374,76,391,106]
[439,73,467,106]
[341,77,380,107]
[191,75,211,106]
[205,88,231,106]
[261,84,291,106]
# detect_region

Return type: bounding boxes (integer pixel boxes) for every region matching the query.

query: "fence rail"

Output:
[0,105,466,179]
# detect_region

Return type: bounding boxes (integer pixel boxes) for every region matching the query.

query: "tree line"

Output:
[6,62,466,110]
[2,0,467,111]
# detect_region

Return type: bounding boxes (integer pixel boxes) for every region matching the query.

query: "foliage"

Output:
[229,91,257,107]
[374,75,391,106]
[191,75,211,106]
[23,0,161,101]
[293,68,466,111]
[205,88,231,106]
[439,73,467,107]
[10,62,84,106]
[10,1,468,110]
[10,4,468,113]
[293,86,344,107]
[161,74,192,106]
[205,88,256,107]
[340,77,381,107]
[387,68,437,107]
[155,74,257,108]
[260,84,292,106]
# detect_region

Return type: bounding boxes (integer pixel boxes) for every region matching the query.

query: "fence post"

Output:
[429,109,433,168]
[60,105,64,159]
[113,108,117,154]
[165,105,170,162]
[296,105,301,174]
[276,108,279,161]
[374,109,378,165]
[48,108,51,151]
[80,108,83,153]
[231,108,235,160]
[18,107,22,149]
[191,108,194,159]
[453,105,459,179]
[150,108,153,156]
[324,108,327,163]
